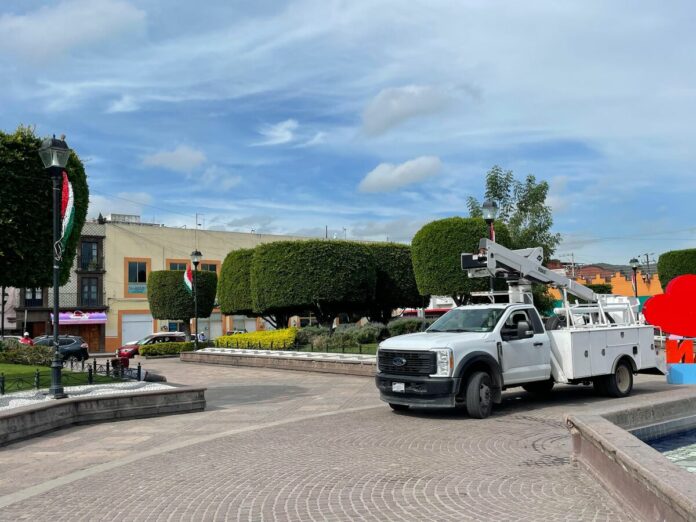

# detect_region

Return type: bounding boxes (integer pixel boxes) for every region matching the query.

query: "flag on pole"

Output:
[59,170,75,251]
[184,264,193,293]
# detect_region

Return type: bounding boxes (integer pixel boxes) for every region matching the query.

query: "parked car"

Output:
[225,330,247,335]
[33,335,90,361]
[117,332,186,358]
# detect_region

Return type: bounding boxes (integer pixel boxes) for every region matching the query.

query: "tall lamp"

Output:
[38,135,72,399]
[190,250,202,350]
[482,199,498,294]
[629,257,640,299]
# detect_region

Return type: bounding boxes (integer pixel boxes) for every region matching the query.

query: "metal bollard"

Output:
[137,362,142,381]
[81,359,85,372]
[0,373,4,395]
[106,359,110,376]
[93,358,97,372]
[34,369,40,389]
[88,367,93,384]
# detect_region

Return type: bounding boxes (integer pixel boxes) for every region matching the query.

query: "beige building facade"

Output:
[103,221,301,351]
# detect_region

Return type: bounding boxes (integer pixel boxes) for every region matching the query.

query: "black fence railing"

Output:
[0,359,142,395]
[78,256,105,272]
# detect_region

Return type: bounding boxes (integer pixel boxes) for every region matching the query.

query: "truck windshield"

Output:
[427,308,504,333]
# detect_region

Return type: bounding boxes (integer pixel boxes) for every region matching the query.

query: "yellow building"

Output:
[103,219,303,351]
[548,271,663,302]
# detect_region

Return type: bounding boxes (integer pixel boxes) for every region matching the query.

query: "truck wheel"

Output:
[522,379,554,395]
[605,360,634,398]
[389,403,409,412]
[466,372,493,419]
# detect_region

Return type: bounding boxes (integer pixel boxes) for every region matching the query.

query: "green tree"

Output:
[251,240,376,327]
[218,248,255,316]
[366,243,425,323]
[657,249,696,288]
[586,283,613,295]
[147,270,217,339]
[0,126,89,287]
[411,217,512,305]
[467,165,561,258]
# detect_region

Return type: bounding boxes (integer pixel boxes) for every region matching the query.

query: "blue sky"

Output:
[2,0,696,265]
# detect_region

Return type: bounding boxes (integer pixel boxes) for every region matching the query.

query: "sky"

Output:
[2,0,696,266]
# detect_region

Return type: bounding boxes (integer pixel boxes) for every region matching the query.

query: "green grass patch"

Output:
[0,363,118,393]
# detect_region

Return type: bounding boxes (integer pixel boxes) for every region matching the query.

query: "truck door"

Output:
[499,309,551,384]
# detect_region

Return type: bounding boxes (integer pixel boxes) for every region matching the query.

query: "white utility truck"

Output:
[375,239,664,418]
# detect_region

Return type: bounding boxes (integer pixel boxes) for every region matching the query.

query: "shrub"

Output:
[0,342,53,366]
[387,318,433,337]
[215,328,298,350]
[657,249,696,288]
[296,326,330,345]
[311,335,330,351]
[139,342,196,357]
[354,323,386,344]
[218,248,255,315]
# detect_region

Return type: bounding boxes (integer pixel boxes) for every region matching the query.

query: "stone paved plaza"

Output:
[0,359,677,521]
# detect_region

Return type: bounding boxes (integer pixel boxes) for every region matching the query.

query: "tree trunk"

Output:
[183,321,191,341]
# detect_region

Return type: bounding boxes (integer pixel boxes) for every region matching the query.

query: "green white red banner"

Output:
[60,170,75,251]
[184,264,193,293]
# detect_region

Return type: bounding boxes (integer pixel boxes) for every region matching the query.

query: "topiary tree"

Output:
[0,125,89,287]
[657,249,696,289]
[218,248,255,315]
[366,243,424,323]
[251,240,376,327]
[411,217,511,305]
[147,270,217,339]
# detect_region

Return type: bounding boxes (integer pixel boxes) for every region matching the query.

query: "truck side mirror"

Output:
[517,321,533,339]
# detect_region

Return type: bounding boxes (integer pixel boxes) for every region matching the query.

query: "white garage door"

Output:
[122,313,153,344]
[200,313,222,340]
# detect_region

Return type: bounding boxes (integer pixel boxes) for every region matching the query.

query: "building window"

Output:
[170,262,187,271]
[81,277,99,306]
[25,288,43,307]
[80,241,98,270]
[127,261,148,294]
[201,263,218,273]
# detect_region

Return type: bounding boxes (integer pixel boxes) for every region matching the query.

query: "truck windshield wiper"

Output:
[442,328,476,332]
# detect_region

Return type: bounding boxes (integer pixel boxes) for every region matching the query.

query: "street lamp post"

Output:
[482,199,499,295]
[629,257,640,299]
[38,135,72,399]
[190,250,201,350]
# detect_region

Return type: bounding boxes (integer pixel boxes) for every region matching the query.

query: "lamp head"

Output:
[482,199,498,223]
[38,135,71,169]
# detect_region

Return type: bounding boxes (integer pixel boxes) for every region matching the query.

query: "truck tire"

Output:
[466,371,493,419]
[389,403,409,412]
[604,360,633,398]
[522,379,554,395]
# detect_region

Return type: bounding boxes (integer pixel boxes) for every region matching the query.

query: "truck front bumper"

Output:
[375,373,461,408]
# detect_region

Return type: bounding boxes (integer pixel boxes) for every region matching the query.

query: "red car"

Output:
[117,332,186,358]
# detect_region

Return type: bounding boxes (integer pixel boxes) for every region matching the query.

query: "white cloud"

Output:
[0,0,145,62]
[362,85,451,136]
[252,119,299,146]
[106,95,139,113]
[351,217,432,243]
[295,131,327,148]
[142,145,207,173]
[359,156,442,192]
[200,165,242,191]
[88,191,152,218]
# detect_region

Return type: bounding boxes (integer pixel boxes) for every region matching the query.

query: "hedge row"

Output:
[215,328,298,350]
[139,342,196,357]
[657,249,696,288]
[147,270,218,322]
[0,340,53,366]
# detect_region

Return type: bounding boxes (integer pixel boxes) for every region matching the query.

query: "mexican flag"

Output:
[184,264,193,293]
[60,170,75,250]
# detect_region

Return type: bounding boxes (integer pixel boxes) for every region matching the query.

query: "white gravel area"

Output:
[0,381,174,411]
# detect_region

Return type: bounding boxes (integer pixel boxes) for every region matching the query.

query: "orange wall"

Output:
[548,271,663,300]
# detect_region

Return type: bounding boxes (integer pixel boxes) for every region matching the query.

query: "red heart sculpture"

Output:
[643,274,696,337]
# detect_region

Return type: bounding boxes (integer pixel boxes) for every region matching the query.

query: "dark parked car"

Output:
[33,335,90,361]
[117,332,186,358]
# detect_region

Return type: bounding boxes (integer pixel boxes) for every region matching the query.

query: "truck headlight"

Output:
[431,348,453,377]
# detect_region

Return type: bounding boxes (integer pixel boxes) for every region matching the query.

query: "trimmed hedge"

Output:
[147,270,217,321]
[215,328,298,350]
[139,342,196,357]
[251,240,376,323]
[218,248,255,315]
[657,249,696,288]
[411,217,511,304]
[0,340,53,366]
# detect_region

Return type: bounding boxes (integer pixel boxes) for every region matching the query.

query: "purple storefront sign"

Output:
[50,311,107,325]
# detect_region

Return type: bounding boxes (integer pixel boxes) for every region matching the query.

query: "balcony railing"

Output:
[43,291,106,308]
[78,256,105,272]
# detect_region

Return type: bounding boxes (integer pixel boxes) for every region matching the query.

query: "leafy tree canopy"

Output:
[0,125,89,287]
[218,248,255,316]
[467,165,560,259]
[657,249,696,288]
[147,270,217,322]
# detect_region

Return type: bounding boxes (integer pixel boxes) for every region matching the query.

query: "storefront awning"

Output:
[50,311,107,325]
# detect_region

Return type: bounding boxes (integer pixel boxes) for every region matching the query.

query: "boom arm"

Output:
[461,238,598,303]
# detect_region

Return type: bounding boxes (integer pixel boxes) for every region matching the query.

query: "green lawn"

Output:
[0,363,118,393]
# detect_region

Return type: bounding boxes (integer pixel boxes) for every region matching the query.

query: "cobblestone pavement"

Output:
[0,359,676,521]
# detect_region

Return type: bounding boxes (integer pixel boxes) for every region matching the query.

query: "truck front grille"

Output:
[378,350,436,376]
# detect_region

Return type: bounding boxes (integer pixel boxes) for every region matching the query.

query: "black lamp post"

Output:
[482,199,498,294]
[630,257,640,299]
[190,250,201,350]
[38,135,71,399]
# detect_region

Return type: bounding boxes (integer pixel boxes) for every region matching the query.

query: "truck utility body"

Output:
[375,239,663,418]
